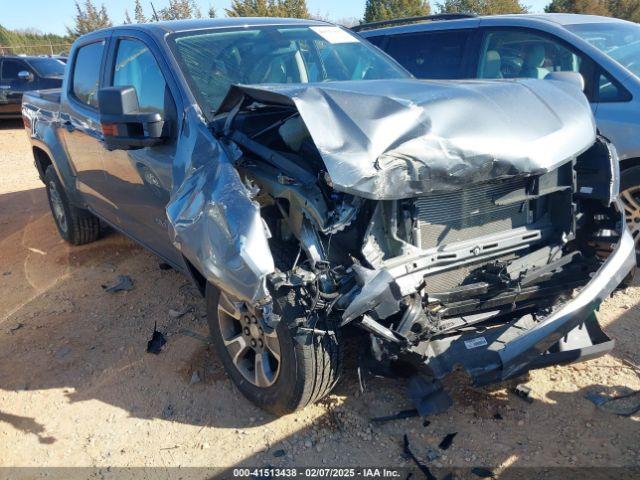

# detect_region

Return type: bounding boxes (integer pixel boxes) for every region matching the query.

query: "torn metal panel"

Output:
[166,108,274,303]
[217,78,596,200]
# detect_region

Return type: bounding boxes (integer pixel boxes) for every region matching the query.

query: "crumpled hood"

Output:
[217,78,596,199]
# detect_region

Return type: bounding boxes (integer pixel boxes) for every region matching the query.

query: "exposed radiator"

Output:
[413,177,532,293]
[414,177,531,250]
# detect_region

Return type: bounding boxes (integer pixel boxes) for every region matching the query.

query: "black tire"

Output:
[617,165,640,288]
[44,165,101,245]
[206,283,342,415]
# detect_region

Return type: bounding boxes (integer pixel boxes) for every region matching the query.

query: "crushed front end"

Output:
[339,139,635,384]
[205,79,635,397]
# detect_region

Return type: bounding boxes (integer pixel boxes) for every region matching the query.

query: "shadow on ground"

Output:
[0,180,638,470]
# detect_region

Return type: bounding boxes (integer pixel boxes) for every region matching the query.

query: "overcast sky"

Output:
[1,0,551,36]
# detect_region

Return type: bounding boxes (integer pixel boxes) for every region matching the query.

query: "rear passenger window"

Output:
[72,42,104,108]
[384,30,471,79]
[112,39,167,113]
[366,35,387,49]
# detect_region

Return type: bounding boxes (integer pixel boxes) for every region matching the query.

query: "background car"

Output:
[0,55,65,119]
[359,13,640,253]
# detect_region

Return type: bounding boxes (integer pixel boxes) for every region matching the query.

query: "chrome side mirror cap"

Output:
[18,70,33,82]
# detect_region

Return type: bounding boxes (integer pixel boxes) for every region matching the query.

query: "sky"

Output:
[0,0,551,36]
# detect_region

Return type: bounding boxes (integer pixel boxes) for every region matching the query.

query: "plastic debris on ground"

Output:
[402,434,436,480]
[101,274,134,293]
[9,323,24,333]
[407,375,452,417]
[585,389,640,416]
[169,306,195,318]
[511,384,533,403]
[147,322,167,354]
[370,409,419,424]
[438,432,457,450]
[471,467,496,478]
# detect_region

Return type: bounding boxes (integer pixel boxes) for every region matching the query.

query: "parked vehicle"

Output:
[359,13,640,254]
[0,55,64,118]
[22,18,634,415]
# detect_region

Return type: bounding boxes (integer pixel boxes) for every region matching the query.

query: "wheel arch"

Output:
[33,146,53,183]
[182,255,207,297]
[621,157,640,171]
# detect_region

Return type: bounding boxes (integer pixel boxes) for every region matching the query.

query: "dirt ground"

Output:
[0,119,639,476]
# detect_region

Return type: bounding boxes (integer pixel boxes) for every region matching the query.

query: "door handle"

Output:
[62,120,75,132]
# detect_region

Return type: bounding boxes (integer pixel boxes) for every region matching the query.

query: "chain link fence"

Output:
[0,42,72,56]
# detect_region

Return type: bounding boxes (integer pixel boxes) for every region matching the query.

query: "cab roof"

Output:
[117,17,330,34]
[359,13,634,36]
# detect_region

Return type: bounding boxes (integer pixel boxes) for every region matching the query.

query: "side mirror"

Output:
[545,71,585,92]
[18,70,33,82]
[97,86,165,151]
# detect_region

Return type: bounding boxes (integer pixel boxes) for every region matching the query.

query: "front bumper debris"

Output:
[410,202,635,384]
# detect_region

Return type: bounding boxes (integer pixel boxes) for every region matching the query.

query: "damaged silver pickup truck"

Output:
[22,18,635,415]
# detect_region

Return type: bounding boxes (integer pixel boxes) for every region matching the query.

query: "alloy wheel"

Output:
[620,186,640,251]
[217,291,281,388]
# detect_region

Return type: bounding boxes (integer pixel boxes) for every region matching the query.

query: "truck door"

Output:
[60,38,113,219]
[0,58,36,117]
[99,34,182,265]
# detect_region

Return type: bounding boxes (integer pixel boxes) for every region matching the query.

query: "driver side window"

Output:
[479,30,595,99]
[112,38,167,113]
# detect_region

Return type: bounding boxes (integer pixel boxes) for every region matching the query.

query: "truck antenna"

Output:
[150,2,160,21]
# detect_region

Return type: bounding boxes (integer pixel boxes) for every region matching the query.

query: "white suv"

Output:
[360,13,640,254]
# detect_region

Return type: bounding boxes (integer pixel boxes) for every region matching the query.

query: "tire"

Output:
[44,165,101,245]
[206,283,342,415]
[617,165,640,288]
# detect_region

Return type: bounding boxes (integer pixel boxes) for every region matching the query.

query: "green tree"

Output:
[208,3,217,17]
[437,0,527,14]
[544,0,610,16]
[123,10,133,23]
[279,0,310,18]
[226,0,309,17]
[0,24,71,55]
[134,0,147,22]
[67,0,112,38]
[363,0,431,23]
[226,0,275,16]
[158,0,202,20]
[607,0,640,21]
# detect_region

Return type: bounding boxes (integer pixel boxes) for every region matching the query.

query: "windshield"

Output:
[27,58,65,77]
[566,22,640,78]
[169,25,409,116]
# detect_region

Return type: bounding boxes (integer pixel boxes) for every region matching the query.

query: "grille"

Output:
[423,253,516,293]
[414,178,530,250]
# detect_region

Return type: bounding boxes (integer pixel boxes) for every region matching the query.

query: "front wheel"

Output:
[206,284,342,415]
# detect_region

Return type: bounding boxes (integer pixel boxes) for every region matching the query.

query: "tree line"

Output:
[1,0,638,52]
[64,0,640,35]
